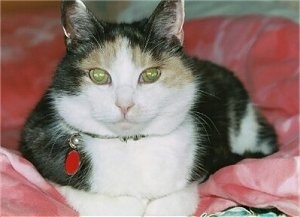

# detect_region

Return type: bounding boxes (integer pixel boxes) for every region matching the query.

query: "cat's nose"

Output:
[115,86,135,116]
[116,103,134,115]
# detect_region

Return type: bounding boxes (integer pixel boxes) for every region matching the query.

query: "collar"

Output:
[64,127,148,176]
[81,132,147,142]
[62,120,148,143]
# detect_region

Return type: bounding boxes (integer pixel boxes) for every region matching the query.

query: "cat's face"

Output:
[53,0,196,137]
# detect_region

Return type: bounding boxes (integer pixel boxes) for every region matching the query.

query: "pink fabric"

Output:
[1,10,299,216]
[184,17,300,216]
[0,147,77,216]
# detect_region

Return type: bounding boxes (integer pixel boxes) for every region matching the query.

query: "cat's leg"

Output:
[144,182,199,216]
[57,185,147,216]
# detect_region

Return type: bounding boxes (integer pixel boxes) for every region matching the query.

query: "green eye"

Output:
[89,68,111,85]
[139,68,161,84]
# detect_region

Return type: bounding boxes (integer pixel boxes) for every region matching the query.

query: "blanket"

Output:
[1,8,299,216]
[183,17,300,216]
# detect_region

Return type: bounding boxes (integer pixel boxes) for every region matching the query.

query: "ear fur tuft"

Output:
[147,0,185,44]
[61,0,99,46]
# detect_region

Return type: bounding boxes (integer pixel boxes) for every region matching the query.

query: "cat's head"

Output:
[53,0,196,137]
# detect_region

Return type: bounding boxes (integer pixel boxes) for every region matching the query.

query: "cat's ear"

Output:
[147,0,185,44]
[61,0,101,46]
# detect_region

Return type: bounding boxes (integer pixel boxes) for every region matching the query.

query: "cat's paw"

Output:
[56,185,147,216]
[144,183,199,216]
[144,197,195,216]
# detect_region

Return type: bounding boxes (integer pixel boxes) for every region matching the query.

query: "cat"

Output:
[20,0,278,215]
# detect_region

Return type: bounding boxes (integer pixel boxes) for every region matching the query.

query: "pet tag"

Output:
[65,134,81,175]
[65,150,81,175]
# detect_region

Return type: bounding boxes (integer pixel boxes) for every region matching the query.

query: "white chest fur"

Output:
[85,120,196,199]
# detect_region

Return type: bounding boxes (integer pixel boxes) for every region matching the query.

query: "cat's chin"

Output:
[106,120,142,137]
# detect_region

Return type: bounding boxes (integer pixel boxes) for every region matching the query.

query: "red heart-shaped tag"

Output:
[65,150,81,175]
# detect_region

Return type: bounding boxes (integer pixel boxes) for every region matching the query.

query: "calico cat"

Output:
[20,0,278,215]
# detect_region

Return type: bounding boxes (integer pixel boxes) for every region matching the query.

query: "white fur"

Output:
[87,120,196,198]
[230,103,273,155]
[144,182,199,216]
[57,185,147,216]
[55,37,199,215]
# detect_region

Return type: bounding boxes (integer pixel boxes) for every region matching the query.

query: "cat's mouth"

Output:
[115,120,134,130]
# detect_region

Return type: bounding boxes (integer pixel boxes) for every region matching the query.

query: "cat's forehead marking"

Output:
[104,37,156,70]
[79,36,194,87]
[110,38,135,70]
[80,37,155,72]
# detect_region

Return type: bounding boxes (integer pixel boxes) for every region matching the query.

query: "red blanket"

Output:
[1,11,299,216]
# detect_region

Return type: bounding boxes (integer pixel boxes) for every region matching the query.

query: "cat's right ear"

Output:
[61,0,101,47]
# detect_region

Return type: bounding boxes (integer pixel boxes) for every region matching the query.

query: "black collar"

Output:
[61,118,148,143]
[81,132,147,142]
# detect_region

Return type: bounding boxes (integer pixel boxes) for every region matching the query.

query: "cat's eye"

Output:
[139,68,161,84]
[89,68,111,85]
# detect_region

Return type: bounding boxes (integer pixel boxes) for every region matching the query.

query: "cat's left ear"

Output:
[61,0,101,47]
[147,0,185,44]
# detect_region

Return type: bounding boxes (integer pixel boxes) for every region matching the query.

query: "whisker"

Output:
[197,89,220,100]
[192,111,221,136]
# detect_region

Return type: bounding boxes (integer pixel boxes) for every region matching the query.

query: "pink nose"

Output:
[115,86,135,116]
[116,103,134,115]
